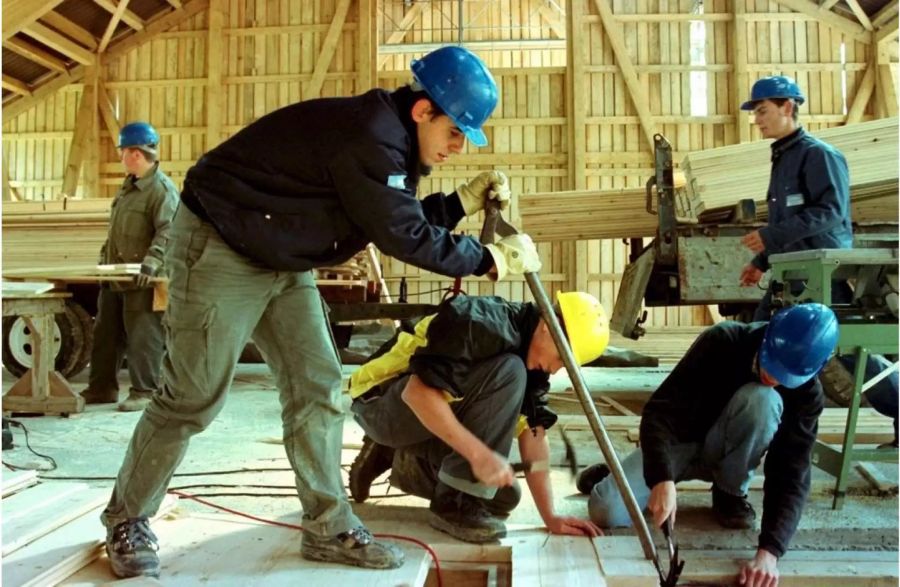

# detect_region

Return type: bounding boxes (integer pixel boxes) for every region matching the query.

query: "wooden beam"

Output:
[83,61,101,199]
[875,15,900,44]
[733,3,750,143]
[538,4,566,39]
[2,66,84,120]
[878,64,899,117]
[97,84,121,144]
[165,0,183,7]
[566,0,588,293]
[846,61,876,124]
[304,0,352,100]
[772,0,870,42]
[3,158,24,202]
[98,0,133,53]
[820,0,841,9]
[358,0,376,90]
[40,11,99,50]
[2,0,65,41]
[3,37,68,73]
[2,74,31,96]
[106,0,209,60]
[91,0,144,31]
[377,1,425,68]
[61,66,98,198]
[872,0,899,29]
[844,0,874,30]
[23,22,95,65]
[592,0,656,151]
[206,0,224,149]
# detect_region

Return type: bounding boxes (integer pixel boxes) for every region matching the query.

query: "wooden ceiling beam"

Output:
[92,0,144,31]
[772,0,870,43]
[2,0,65,41]
[106,0,208,60]
[2,66,85,120]
[843,0,874,31]
[872,0,899,29]
[98,0,133,52]
[820,0,840,9]
[3,37,68,73]
[23,22,95,66]
[165,0,183,7]
[876,14,900,44]
[2,74,32,96]
[40,11,99,51]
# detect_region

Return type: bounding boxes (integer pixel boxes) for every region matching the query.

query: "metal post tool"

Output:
[479,203,664,574]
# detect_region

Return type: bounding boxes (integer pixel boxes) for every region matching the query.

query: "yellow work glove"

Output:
[457,171,511,216]
[484,234,541,281]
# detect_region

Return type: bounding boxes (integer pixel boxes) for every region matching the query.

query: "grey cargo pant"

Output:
[88,287,163,393]
[101,205,361,536]
[588,382,783,527]
[351,354,526,506]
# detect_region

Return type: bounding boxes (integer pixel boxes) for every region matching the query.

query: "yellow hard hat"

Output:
[557,292,610,365]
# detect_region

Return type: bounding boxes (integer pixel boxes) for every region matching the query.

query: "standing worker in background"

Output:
[579,304,839,587]
[99,46,542,580]
[80,122,179,412]
[736,76,853,320]
[348,293,606,543]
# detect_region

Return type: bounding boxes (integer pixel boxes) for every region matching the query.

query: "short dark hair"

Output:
[768,98,800,121]
[410,89,446,119]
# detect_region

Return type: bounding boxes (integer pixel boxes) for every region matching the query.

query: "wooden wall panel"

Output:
[2,0,895,329]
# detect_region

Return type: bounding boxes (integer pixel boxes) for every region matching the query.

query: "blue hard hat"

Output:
[118,121,159,150]
[411,46,498,147]
[759,303,839,388]
[741,76,806,110]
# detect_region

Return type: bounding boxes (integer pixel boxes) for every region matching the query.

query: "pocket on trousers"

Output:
[163,301,217,392]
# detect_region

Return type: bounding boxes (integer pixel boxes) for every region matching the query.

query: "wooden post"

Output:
[733,1,750,143]
[61,65,98,199]
[565,0,588,293]
[206,0,225,150]
[357,0,376,93]
[304,0,352,100]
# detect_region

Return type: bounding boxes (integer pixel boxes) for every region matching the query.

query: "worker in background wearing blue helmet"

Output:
[98,46,542,580]
[577,304,838,587]
[80,122,179,413]
[736,76,853,319]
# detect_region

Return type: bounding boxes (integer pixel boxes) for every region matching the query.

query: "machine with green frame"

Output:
[767,247,898,509]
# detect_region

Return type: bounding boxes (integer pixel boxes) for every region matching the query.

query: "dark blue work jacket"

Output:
[752,128,852,271]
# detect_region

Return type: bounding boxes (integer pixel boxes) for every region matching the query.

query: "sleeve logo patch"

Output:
[387,174,407,190]
[785,193,804,207]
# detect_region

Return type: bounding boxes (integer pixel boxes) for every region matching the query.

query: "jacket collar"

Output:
[124,162,160,192]
[770,127,806,162]
[389,86,431,178]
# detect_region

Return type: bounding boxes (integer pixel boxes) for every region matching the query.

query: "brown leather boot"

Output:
[80,386,119,404]
[348,436,394,503]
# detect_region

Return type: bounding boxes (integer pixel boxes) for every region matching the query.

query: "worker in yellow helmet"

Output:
[348,292,608,543]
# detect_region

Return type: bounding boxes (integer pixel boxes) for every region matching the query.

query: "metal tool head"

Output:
[657,517,685,587]
[479,201,519,245]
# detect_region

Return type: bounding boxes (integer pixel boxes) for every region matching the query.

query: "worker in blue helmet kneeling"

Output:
[577,303,838,587]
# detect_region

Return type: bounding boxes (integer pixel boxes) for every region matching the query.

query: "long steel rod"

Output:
[524,272,659,562]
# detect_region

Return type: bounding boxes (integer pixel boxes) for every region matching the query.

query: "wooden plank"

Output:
[734,3,750,143]
[511,533,607,585]
[2,484,106,556]
[878,64,899,117]
[106,0,209,60]
[872,0,899,29]
[39,11,100,50]
[846,60,876,123]
[771,0,870,43]
[23,22,95,66]
[377,1,426,68]
[98,0,133,53]
[844,0,874,31]
[1,470,39,497]
[3,37,68,73]
[97,84,121,144]
[567,0,587,191]
[592,0,656,152]
[2,65,84,121]
[91,0,144,31]
[357,0,376,91]
[61,66,98,198]
[2,0,65,41]
[304,0,352,100]
[2,74,31,96]
[206,0,225,149]
[875,15,900,44]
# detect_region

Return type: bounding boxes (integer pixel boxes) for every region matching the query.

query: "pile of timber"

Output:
[2,199,372,281]
[682,117,899,221]
[519,187,660,241]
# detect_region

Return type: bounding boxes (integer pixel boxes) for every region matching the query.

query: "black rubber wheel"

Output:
[2,301,94,379]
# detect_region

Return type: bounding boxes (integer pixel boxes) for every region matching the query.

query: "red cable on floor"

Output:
[167,490,443,587]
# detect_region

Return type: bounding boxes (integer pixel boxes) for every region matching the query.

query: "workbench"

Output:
[768,247,899,509]
[2,291,83,415]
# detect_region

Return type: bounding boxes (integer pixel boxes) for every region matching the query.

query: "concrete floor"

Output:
[3,351,898,563]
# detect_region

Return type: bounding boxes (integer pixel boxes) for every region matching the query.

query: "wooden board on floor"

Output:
[2,482,103,555]
[62,512,431,586]
[1,469,39,497]
[509,533,607,586]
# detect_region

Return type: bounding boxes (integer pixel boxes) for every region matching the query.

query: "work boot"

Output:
[349,436,395,503]
[301,526,404,569]
[106,517,160,578]
[711,485,756,529]
[80,385,119,404]
[576,463,610,495]
[118,389,153,412]
[428,484,507,543]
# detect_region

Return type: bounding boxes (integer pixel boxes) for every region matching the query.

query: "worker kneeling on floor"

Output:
[578,303,838,586]
[348,292,605,543]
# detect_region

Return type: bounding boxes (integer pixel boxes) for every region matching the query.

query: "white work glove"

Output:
[457,171,511,216]
[484,233,541,281]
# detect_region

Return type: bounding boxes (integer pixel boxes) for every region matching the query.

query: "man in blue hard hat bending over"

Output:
[99,46,541,579]
[577,304,839,587]
[80,122,179,412]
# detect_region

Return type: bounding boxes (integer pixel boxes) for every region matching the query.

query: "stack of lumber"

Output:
[2,200,111,272]
[609,327,704,364]
[520,187,659,241]
[682,117,899,221]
